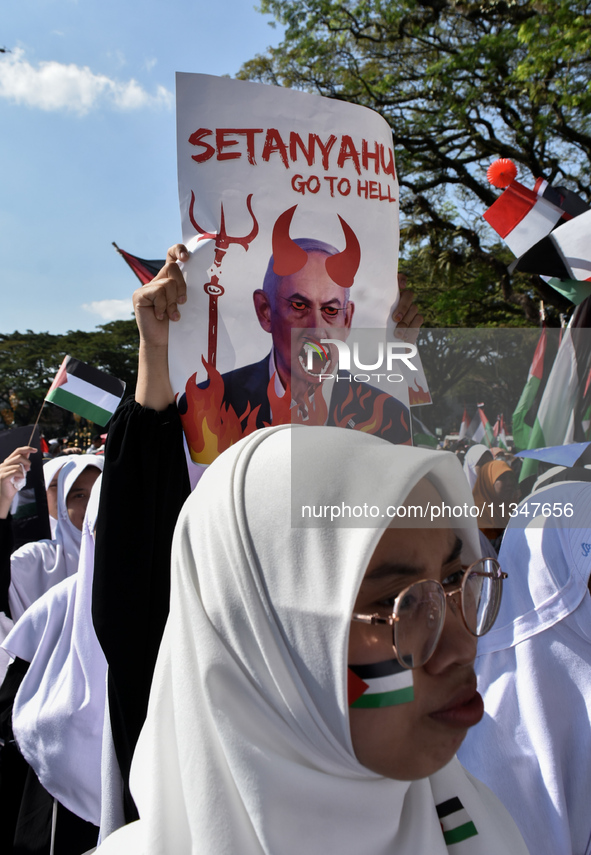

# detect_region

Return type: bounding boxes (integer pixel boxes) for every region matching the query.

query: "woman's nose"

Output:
[422,596,477,675]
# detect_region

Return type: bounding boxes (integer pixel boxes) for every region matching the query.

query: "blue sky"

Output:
[1,0,284,334]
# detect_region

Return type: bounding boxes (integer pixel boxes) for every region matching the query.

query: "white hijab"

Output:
[43,457,65,538]
[8,456,103,620]
[459,481,591,855]
[97,426,527,855]
[462,445,490,490]
[3,476,106,827]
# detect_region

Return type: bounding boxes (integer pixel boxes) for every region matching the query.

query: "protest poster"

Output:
[170,73,427,465]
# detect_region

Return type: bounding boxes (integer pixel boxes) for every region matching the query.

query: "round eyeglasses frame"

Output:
[351,558,508,670]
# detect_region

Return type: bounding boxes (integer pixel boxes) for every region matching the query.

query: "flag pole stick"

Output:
[28,399,46,446]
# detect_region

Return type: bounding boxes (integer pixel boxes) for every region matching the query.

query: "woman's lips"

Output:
[429,688,484,729]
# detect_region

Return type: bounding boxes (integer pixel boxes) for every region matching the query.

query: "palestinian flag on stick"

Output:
[512,327,547,451]
[348,659,414,708]
[412,415,438,449]
[518,320,591,481]
[112,243,164,285]
[467,405,494,448]
[46,356,126,426]
[458,407,469,440]
[436,797,478,846]
[496,414,509,451]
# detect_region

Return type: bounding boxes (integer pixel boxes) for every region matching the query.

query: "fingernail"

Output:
[394,312,403,322]
[178,295,187,305]
[172,311,181,322]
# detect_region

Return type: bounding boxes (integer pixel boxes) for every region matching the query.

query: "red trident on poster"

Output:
[189,192,259,367]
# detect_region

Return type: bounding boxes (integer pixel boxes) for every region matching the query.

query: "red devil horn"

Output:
[272,206,308,276]
[325,215,361,289]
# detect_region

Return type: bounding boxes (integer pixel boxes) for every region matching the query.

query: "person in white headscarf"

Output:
[0,477,104,853]
[43,457,65,539]
[3,476,105,828]
[458,480,591,855]
[8,456,103,621]
[462,444,493,491]
[96,425,527,855]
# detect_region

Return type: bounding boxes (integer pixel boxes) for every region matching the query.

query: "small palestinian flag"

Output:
[46,356,126,426]
[436,797,478,846]
[466,405,494,448]
[348,659,414,708]
[458,407,469,440]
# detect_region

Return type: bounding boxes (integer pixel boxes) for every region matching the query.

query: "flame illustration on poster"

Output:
[170,73,419,466]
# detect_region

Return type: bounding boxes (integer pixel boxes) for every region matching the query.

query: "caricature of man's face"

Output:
[253,251,355,392]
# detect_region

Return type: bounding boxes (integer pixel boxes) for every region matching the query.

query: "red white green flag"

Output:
[46,356,126,426]
[519,302,591,481]
[519,329,579,481]
[468,405,494,448]
[511,327,547,451]
[493,414,509,451]
[458,407,469,440]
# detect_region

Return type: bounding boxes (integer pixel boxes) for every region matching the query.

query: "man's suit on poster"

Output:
[179,354,411,445]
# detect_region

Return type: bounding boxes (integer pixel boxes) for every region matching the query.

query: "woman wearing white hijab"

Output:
[97,425,527,855]
[459,480,591,855]
[3,476,106,829]
[43,456,65,539]
[0,475,105,853]
[462,445,493,491]
[8,456,103,621]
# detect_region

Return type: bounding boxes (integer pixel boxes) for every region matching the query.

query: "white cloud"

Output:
[0,48,173,114]
[82,299,134,321]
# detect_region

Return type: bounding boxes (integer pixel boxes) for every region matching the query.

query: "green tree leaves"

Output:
[240,0,590,324]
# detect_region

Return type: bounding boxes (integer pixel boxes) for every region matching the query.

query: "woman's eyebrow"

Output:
[445,536,463,565]
[365,561,422,581]
[366,536,464,581]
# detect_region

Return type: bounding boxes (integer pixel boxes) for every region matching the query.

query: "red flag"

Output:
[113,243,165,285]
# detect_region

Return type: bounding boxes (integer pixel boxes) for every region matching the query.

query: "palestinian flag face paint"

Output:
[436,797,478,846]
[348,659,414,708]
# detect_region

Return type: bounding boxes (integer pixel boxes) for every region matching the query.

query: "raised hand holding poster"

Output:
[170,73,415,465]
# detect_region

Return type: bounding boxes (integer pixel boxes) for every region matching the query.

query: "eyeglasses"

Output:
[351,558,507,670]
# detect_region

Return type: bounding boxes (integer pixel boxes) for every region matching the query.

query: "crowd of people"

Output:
[0,244,589,854]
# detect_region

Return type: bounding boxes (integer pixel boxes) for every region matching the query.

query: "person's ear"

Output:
[253,289,272,333]
[344,301,355,329]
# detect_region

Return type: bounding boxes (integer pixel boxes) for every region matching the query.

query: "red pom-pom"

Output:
[487,159,518,188]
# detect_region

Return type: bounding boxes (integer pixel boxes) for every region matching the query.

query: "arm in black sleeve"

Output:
[92,398,190,821]
[0,517,14,618]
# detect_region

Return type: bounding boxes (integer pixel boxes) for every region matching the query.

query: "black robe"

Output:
[92,399,190,822]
